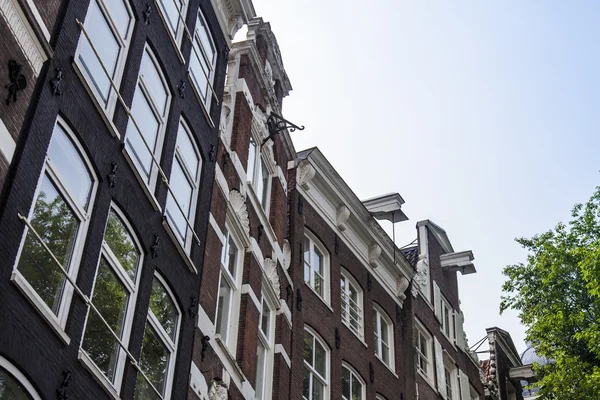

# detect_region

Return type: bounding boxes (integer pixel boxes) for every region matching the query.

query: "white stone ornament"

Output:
[297,160,316,190]
[336,204,350,231]
[264,258,281,300]
[229,190,250,237]
[396,276,410,301]
[208,380,228,400]
[282,240,291,270]
[368,242,381,268]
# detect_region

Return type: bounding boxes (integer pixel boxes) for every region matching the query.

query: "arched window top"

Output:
[303,326,330,400]
[0,356,42,400]
[341,362,365,400]
[103,204,143,283]
[148,274,181,342]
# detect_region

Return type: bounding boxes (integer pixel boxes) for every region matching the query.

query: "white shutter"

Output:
[434,337,447,398]
[456,311,466,350]
[453,310,458,344]
[433,281,442,323]
[459,369,471,400]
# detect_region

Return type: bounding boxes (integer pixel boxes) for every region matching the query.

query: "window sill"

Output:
[78,350,120,399]
[72,60,121,139]
[303,282,333,313]
[341,321,367,348]
[162,218,197,274]
[417,369,436,392]
[11,271,71,345]
[375,354,398,378]
[246,182,275,242]
[187,72,215,129]
[121,147,162,212]
[214,335,246,382]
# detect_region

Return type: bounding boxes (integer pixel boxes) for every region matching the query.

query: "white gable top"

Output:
[362,193,408,223]
[440,251,476,275]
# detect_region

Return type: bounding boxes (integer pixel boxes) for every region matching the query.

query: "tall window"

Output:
[81,207,142,391]
[303,232,329,303]
[0,356,42,400]
[342,364,364,400]
[135,276,181,400]
[373,306,394,369]
[165,119,202,251]
[445,366,454,400]
[156,0,187,44]
[440,296,454,341]
[189,10,216,109]
[76,0,134,111]
[415,320,434,381]
[215,227,242,349]
[14,119,96,329]
[247,138,271,212]
[255,295,275,399]
[303,328,329,400]
[340,270,363,337]
[125,46,171,188]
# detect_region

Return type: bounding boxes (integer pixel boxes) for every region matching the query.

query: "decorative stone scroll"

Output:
[396,276,410,301]
[368,242,381,268]
[297,160,315,190]
[336,204,350,231]
[264,258,281,299]
[412,254,429,296]
[229,190,250,237]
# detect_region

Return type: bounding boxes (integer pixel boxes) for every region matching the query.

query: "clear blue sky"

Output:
[250,0,600,353]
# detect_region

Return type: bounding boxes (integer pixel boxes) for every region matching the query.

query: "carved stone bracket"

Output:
[263,258,281,300]
[282,240,291,270]
[368,243,381,268]
[297,160,315,190]
[208,380,228,400]
[336,204,350,231]
[396,276,410,301]
[412,254,429,297]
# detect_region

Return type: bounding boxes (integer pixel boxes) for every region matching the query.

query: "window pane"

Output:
[381,317,389,344]
[314,248,322,275]
[247,139,256,182]
[104,0,130,38]
[104,210,139,280]
[225,235,238,277]
[158,0,181,35]
[126,90,160,181]
[255,341,266,398]
[303,237,310,263]
[304,262,311,285]
[351,375,362,400]
[314,341,326,377]
[312,378,324,400]
[313,272,323,296]
[148,279,178,341]
[83,259,129,382]
[0,367,34,399]
[302,368,310,399]
[140,51,168,116]
[260,159,269,209]
[177,127,200,179]
[18,175,79,314]
[166,159,193,239]
[48,125,93,210]
[382,343,389,364]
[303,332,313,364]
[260,299,270,337]
[215,276,232,341]
[254,157,264,201]
[196,16,215,64]
[135,325,169,399]
[341,367,350,399]
[78,1,120,103]
[190,38,210,102]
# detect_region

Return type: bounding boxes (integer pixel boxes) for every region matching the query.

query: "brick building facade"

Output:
[0,0,251,398]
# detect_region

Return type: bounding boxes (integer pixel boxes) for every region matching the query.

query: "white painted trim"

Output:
[23,0,50,41]
[0,0,48,74]
[275,344,291,368]
[241,283,261,310]
[189,361,209,399]
[78,350,120,399]
[209,212,225,245]
[215,162,230,197]
[0,119,16,162]
[277,299,292,328]
[0,355,42,399]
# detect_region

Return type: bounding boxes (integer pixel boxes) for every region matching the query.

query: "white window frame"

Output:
[341,363,365,400]
[155,0,188,53]
[469,383,480,400]
[303,326,330,400]
[415,319,434,383]
[255,290,276,399]
[79,204,143,395]
[11,116,98,339]
[340,268,363,339]
[74,0,134,117]
[0,355,43,400]
[215,223,244,354]
[139,273,182,399]
[443,357,458,400]
[373,304,394,371]
[165,118,202,253]
[440,296,455,342]
[376,395,388,400]
[246,137,273,215]
[188,8,217,112]
[124,44,172,193]
[303,230,330,304]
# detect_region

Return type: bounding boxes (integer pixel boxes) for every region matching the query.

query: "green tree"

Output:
[501,187,600,399]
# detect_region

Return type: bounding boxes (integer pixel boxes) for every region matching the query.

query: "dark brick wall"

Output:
[0,0,227,398]
[30,0,63,39]
[286,186,414,400]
